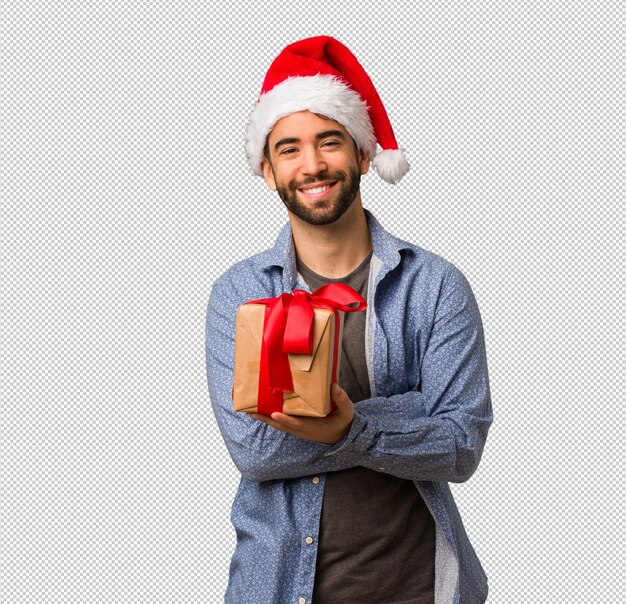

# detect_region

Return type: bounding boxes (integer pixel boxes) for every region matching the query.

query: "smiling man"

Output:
[206,36,492,603]
[262,112,367,228]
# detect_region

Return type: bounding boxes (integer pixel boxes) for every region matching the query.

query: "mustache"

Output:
[288,171,346,192]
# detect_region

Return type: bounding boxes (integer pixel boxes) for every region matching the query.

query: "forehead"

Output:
[267,111,349,143]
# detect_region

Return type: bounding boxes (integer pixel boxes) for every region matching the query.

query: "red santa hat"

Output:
[246,36,409,184]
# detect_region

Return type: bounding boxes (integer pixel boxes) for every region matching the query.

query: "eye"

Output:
[322,140,340,148]
[280,147,298,155]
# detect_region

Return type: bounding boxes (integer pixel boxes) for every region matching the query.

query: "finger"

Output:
[250,413,288,432]
[251,411,291,424]
[250,413,286,431]
[269,412,290,422]
[270,412,310,432]
[250,413,269,422]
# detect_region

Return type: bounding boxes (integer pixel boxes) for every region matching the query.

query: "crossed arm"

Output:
[205,265,492,484]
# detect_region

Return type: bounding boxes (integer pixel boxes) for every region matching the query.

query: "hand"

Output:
[250,383,354,444]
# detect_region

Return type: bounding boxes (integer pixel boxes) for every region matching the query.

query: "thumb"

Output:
[332,383,351,407]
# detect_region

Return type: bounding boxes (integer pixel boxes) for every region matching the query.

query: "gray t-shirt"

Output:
[297,251,435,604]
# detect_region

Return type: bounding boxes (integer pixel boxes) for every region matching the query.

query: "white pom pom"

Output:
[372,149,410,184]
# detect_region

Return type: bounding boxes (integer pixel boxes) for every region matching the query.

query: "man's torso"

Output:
[298,253,435,603]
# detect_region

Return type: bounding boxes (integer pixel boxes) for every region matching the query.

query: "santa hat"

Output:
[246,36,409,184]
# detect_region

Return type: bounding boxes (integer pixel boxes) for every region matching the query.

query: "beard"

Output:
[274,167,361,226]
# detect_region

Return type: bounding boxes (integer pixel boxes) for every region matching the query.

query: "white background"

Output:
[2,2,624,602]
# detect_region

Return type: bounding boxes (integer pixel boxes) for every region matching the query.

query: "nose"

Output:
[300,145,328,176]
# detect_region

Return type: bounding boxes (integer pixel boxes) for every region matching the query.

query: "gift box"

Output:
[232,284,367,417]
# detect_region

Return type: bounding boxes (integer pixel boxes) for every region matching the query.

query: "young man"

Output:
[206,36,492,603]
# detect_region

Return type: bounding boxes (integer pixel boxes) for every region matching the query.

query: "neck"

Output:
[289,193,372,279]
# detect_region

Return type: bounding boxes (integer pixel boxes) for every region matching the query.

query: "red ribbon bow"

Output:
[247,283,367,415]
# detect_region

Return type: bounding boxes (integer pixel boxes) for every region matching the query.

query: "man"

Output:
[206,36,492,603]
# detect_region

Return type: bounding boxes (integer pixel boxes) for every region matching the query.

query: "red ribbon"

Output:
[246,283,367,416]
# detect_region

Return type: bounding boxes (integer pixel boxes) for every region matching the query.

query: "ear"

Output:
[261,157,277,191]
[358,148,370,176]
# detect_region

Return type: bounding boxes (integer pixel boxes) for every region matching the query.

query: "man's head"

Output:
[261,111,370,225]
[246,36,409,187]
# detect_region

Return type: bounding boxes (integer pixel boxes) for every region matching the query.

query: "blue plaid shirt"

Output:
[206,210,492,603]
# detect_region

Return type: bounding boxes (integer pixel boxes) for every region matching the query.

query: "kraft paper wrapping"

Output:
[232,304,344,417]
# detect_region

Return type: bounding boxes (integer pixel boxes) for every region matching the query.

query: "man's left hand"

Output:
[250,383,354,445]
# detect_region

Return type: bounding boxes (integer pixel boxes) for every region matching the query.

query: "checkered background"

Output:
[2,2,624,602]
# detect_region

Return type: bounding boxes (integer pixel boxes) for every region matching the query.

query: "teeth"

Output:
[303,184,331,194]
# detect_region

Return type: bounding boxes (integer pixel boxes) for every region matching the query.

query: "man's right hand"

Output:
[250,383,354,445]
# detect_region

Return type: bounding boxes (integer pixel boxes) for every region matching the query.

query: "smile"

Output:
[297,182,338,199]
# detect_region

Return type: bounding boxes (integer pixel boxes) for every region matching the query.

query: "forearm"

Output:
[209,373,359,482]
[323,263,494,484]
[206,280,359,482]
[324,390,492,483]
[216,413,360,482]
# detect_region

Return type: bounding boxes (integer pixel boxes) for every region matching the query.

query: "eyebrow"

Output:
[273,130,346,152]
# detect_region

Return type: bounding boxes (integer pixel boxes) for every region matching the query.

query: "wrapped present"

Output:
[232,284,367,417]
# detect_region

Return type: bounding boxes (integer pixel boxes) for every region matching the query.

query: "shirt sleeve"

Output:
[323,263,493,483]
[205,273,360,483]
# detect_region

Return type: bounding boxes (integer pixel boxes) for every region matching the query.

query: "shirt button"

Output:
[298,598,306,604]
[312,477,320,484]
[305,536,314,545]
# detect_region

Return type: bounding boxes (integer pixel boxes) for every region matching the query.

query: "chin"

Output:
[288,198,354,226]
